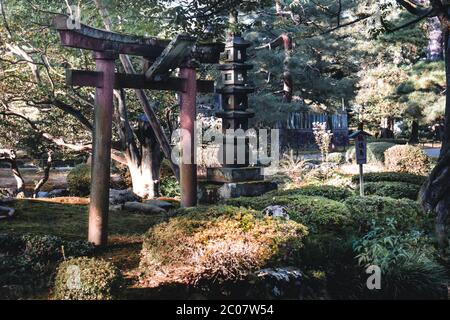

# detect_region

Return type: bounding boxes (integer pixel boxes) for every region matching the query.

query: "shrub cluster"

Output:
[226,195,352,234]
[351,172,427,186]
[361,181,420,200]
[267,185,353,202]
[343,196,424,233]
[384,145,430,175]
[346,142,395,163]
[353,220,447,299]
[53,257,123,300]
[67,164,91,196]
[0,234,95,299]
[139,205,308,286]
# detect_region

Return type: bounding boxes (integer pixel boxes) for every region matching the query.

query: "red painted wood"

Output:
[88,51,117,246]
[180,67,197,207]
[66,70,214,92]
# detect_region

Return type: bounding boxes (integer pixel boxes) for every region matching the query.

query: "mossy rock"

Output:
[139,205,308,287]
[53,257,123,300]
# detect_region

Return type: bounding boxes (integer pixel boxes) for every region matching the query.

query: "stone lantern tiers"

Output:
[199,34,277,203]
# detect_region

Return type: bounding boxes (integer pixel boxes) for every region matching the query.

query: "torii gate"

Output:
[52,15,223,246]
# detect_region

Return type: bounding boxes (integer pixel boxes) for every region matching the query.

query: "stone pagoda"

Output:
[198,32,277,203]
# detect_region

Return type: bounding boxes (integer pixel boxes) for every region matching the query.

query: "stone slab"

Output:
[198,180,277,204]
[207,167,263,183]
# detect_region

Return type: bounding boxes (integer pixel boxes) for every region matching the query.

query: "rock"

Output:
[245,267,303,299]
[109,204,123,212]
[109,189,140,205]
[263,205,289,220]
[48,189,69,198]
[0,206,14,220]
[36,191,50,198]
[143,199,174,210]
[123,201,166,214]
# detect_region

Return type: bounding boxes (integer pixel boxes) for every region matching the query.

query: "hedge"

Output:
[351,172,427,186]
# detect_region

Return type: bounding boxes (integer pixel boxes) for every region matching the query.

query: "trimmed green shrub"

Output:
[53,257,123,300]
[267,185,353,202]
[139,205,308,286]
[226,195,352,234]
[346,142,395,163]
[351,172,427,186]
[384,145,430,175]
[67,164,91,196]
[327,152,345,164]
[367,138,408,145]
[361,181,421,200]
[344,196,424,232]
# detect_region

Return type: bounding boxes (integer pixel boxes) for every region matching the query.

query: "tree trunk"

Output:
[94,0,179,181]
[409,119,420,144]
[33,151,53,198]
[427,17,443,61]
[282,33,293,103]
[129,118,162,199]
[114,90,162,199]
[421,29,450,251]
[0,149,25,198]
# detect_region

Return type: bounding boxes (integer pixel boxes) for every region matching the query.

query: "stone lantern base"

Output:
[198,166,277,204]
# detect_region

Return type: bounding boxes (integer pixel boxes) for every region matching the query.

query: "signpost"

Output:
[349,130,371,197]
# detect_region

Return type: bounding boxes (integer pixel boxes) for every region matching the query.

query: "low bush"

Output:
[350,172,427,186]
[67,164,91,196]
[344,196,424,233]
[0,234,95,299]
[159,176,180,198]
[226,195,352,234]
[267,185,353,202]
[353,220,447,299]
[327,152,345,164]
[346,142,395,163]
[361,181,421,200]
[384,145,430,175]
[139,205,308,286]
[53,257,123,300]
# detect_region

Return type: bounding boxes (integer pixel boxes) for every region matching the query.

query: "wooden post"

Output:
[179,66,197,207]
[359,163,364,197]
[88,51,117,246]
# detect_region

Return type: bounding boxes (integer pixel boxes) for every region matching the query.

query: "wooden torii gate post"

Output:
[53,15,223,246]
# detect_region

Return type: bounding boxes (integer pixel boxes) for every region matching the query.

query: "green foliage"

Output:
[353,219,447,299]
[139,205,307,286]
[344,196,424,233]
[53,257,123,300]
[159,176,180,198]
[267,185,353,202]
[351,171,427,186]
[226,195,352,234]
[67,164,91,196]
[0,234,94,298]
[362,181,420,200]
[327,152,345,164]
[384,145,430,175]
[346,142,395,163]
